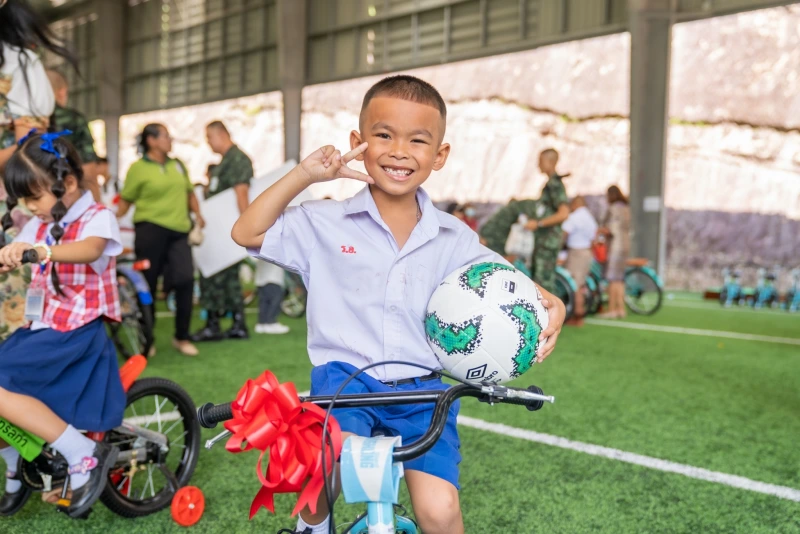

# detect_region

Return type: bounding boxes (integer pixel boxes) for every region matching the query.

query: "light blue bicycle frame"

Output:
[340,436,417,534]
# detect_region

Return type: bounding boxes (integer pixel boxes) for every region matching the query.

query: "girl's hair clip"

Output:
[40,130,73,158]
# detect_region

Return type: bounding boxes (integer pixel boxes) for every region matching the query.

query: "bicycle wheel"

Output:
[554,272,575,320]
[624,267,663,315]
[280,272,307,318]
[109,273,154,360]
[100,378,200,518]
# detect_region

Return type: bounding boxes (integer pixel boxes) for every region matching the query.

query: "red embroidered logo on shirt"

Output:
[340,246,356,254]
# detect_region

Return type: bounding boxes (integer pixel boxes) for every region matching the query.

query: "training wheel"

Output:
[171,486,205,527]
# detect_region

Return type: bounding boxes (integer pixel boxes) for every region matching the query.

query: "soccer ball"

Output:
[424,262,549,384]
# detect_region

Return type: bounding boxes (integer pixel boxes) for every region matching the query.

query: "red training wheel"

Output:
[171,486,205,527]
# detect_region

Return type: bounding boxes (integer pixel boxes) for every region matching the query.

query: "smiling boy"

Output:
[232,75,566,534]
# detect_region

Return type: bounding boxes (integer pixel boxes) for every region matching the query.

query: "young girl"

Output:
[0,132,125,518]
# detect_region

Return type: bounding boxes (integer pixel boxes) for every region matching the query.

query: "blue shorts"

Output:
[310,361,461,489]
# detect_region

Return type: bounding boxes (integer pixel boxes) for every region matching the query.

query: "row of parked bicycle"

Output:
[719,267,800,311]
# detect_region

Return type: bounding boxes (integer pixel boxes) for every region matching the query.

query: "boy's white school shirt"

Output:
[250,186,506,381]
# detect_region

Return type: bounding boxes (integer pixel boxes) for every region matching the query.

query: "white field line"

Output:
[664,300,798,316]
[457,415,800,503]
[584,318,800,346]
[127,390,800,502]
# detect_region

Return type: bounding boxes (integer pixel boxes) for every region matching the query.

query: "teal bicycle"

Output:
[517,258,664,319]
[197,372,553,533]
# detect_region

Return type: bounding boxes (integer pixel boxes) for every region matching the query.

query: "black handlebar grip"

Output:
[21,249,39,264]
[197,402,233,428]
[1,249,39,268]
[523,385,545,411]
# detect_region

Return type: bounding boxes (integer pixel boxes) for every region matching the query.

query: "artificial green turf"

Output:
[621,300,800,339]
[2,301,799,533]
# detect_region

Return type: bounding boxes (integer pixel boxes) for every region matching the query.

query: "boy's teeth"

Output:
[384,167,411,176]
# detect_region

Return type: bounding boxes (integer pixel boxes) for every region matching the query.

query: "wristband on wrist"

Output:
[33,243,52,265]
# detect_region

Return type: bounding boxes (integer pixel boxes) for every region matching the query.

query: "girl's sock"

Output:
[0,448,21,493]
[296,514,331,534]
[50,425,96,490]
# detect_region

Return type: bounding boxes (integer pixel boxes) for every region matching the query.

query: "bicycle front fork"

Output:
[350,502,417,534]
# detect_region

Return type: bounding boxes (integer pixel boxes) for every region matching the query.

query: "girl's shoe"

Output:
[0,475,31,516]
[63,442,119,518]
[596,311,621,319]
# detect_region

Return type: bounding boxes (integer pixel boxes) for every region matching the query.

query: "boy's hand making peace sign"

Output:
[299,143,373,185]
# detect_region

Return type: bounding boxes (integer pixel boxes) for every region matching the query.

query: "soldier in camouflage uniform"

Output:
[479,198,539,256]
[46,70,100,200]
[479,149,569,293]
[191,121,254,342]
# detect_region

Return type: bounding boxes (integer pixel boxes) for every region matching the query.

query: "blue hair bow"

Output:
[40,130,73,157]
[17,129,73,158]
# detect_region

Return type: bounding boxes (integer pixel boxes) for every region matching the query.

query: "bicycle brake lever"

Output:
[205,429,232,450]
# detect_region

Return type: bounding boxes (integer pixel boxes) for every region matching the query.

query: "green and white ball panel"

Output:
[425,262,549,384]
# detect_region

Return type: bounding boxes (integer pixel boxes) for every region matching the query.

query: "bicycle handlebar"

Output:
[0,249,39,268]
[197,382,553,462]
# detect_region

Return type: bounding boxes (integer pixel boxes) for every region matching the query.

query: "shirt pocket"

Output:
[404,262,435,318]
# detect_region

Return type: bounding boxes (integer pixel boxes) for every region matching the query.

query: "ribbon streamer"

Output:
[224,371,342,519]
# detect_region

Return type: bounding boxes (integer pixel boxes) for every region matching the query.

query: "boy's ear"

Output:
[350,130,366,161]
[432,142,451,171]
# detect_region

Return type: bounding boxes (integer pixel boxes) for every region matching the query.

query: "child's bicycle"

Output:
[719,267,743,307]
[1,354,200,518]
[196,371,553,534]
[556,258,664,319]
[108,250,154,359]
[752,267,780,309]
[2,250,200,519]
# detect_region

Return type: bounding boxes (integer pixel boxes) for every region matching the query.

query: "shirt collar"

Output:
[142,154,172,165]
[344,186,462,234]
[60,190,94,225]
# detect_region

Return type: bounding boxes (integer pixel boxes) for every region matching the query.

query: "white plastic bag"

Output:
[504,214,535,258]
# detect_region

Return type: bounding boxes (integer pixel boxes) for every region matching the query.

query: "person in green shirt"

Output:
[479,148,569,293]
[191,121,253,342]
[117,123,205,357]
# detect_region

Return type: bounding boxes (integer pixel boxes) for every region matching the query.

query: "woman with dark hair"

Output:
[598,185,630,319]
[1,0,78,341]
[116,123,205,356]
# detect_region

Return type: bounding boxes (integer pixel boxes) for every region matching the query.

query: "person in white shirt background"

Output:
[562,195,598,326]
[254,261,290,334]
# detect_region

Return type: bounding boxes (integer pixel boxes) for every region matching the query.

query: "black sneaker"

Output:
[0,473,31,516]
[190,315,224,342]
[60,441,118,519]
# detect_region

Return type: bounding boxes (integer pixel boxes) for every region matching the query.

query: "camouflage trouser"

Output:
[530,247,558,294]
[199,263,243,312]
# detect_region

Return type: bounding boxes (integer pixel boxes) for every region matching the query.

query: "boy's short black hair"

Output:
[360,74,447,134]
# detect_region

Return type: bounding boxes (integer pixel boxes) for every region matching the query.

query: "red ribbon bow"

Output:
[224,371,342,519]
